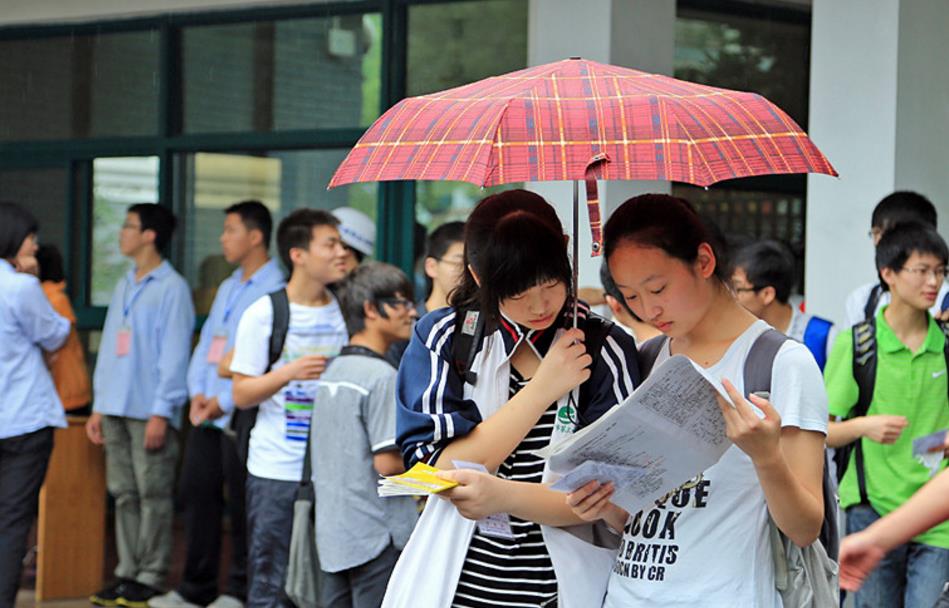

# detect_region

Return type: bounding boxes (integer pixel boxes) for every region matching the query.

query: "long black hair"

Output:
[604,194,729,282]
[0,201,38,260]
[449,189,571,321]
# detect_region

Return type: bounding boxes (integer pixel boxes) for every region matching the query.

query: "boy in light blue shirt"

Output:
[151,201,284,608]
[87,203,195,607]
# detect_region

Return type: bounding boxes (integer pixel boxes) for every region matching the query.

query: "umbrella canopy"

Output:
[329,57,836,190]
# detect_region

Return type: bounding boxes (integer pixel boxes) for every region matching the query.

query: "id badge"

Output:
[206,334,228,363]
[116,326,132,357]
[452,460,516,540]
[284,383,315,443]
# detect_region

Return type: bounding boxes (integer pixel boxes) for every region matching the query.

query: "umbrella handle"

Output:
[573,179,580,331]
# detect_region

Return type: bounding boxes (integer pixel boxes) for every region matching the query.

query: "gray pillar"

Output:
[526,0,675,288]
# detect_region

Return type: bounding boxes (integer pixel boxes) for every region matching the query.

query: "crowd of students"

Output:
[0,186,947,608]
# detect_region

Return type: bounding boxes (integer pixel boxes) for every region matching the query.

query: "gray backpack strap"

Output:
[743,328,787,397]
[637,335,669,379]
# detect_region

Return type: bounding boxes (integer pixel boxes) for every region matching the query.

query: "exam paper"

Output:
[541,354,731,515]
[913,429,948,477]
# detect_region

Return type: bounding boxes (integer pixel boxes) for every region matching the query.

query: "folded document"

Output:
[377,462,458,497]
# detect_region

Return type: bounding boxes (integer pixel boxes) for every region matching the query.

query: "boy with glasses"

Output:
[826,222,949,607]
[844,191,949,324]
[309,262,419,608]
[730,239,836,370]
[88,203,195,607]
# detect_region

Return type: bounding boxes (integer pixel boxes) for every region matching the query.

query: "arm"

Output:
[150,282,196,420]
[437,469,591,527]
[828,416,909,448]
[718,378,825,547]
[840,468,949,590]
[187,302,216,399]
[16,278,70,352]
[373,450,405,477]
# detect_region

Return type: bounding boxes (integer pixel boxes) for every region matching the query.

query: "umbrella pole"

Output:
[572,179,579,330]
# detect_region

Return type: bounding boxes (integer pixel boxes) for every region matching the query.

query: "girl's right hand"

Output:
[566,480,628,529]
[532,328,592,401]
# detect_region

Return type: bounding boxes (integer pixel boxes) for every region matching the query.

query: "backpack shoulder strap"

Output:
[268,288,290,371]
[637,335,669,379]
[864,284,884,320]
[940,321,949,399]
[578,314,616,405]
[941,290,949,313]
[851,318,877,418]
[850,318,877,507]
[748,328,841,561]
[743,328,788,397]
[451,308,485,385]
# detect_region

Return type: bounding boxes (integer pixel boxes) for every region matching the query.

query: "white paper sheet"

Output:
[541,354,732,515]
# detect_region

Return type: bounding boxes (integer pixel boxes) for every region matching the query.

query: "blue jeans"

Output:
[848,504,949,608]
[246,473,297,608]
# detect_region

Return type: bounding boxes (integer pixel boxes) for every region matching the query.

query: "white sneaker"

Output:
[207,595,244,608]
[147,591,200,608]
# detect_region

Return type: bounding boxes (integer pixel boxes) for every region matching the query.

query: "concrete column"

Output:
[806,0,949,324]
[526,0,675,289]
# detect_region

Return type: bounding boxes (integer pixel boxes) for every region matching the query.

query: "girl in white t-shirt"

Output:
[568,194,828,607]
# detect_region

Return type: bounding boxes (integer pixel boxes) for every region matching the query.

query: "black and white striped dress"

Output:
[451,369,559,608]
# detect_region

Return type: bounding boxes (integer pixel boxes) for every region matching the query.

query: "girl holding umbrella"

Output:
[567,194,828,607]
[386,189,639,608]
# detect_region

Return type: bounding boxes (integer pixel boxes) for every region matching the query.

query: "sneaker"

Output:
[147,591,201,608]
[90,580,130,607]
[207,595,244,608]
[117,582,162,608]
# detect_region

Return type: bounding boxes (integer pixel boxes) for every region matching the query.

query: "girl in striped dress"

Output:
[384,190,639,608]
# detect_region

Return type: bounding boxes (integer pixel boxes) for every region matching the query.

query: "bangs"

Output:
[477,211,571,302]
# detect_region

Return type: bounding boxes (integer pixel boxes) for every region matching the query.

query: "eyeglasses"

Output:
[899,266,949,281]
[436,257,464,269]
[731,285,760,294]
[379,297,415,310]
[121,222,142,231]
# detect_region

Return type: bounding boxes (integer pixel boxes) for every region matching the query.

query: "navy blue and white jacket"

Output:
[396,301,640,468]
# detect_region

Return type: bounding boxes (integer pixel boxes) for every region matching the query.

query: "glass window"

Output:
[0,168,69,252]
[0,31,160,141]
[182,14,382,133]
[407,0,528,97]
[178,150,377,312]
[415,182,514,233]
[675,7,810,126]
[91,157,160,306]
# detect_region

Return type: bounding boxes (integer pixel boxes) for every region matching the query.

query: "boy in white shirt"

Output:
[230,209,349,607]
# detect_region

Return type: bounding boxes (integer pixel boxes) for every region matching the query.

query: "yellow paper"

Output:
[382,462,458,494]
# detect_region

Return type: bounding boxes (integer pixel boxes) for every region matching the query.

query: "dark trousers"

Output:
[320,544,400,608]
[246,474,297,608]
[177,425,248,605]
[0,427,54,608]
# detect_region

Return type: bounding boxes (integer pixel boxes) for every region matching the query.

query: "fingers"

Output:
[566,481,615,518]
[559,328,586,344]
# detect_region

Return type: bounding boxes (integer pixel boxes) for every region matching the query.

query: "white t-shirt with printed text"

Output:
[230,293,347,482]
[604,320,828,608]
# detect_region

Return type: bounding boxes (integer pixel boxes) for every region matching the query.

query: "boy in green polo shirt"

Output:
[826,222,949,608]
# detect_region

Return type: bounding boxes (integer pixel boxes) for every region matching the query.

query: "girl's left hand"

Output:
[436,469,508,520]
[717,378,782,466]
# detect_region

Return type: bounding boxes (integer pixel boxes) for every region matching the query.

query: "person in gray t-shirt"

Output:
[310,262,419,608]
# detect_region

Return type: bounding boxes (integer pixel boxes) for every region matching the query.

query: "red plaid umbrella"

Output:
[330,57,835,258]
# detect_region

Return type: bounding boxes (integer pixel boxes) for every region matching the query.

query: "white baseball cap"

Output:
[332,207,376,257]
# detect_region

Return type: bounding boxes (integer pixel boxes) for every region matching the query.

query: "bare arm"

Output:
[231,355,326,408]
[827,416,908,448]
[437,469,589,527]
[755,426,826,547]
[373,450,405,477]
[719,381,824,547]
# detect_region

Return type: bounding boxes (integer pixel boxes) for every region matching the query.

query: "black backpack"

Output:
[229,288,290,450]
[834,317,949,506]
[638,329,840,560]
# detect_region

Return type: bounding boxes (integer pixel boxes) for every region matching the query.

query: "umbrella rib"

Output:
[611,76,632,181]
